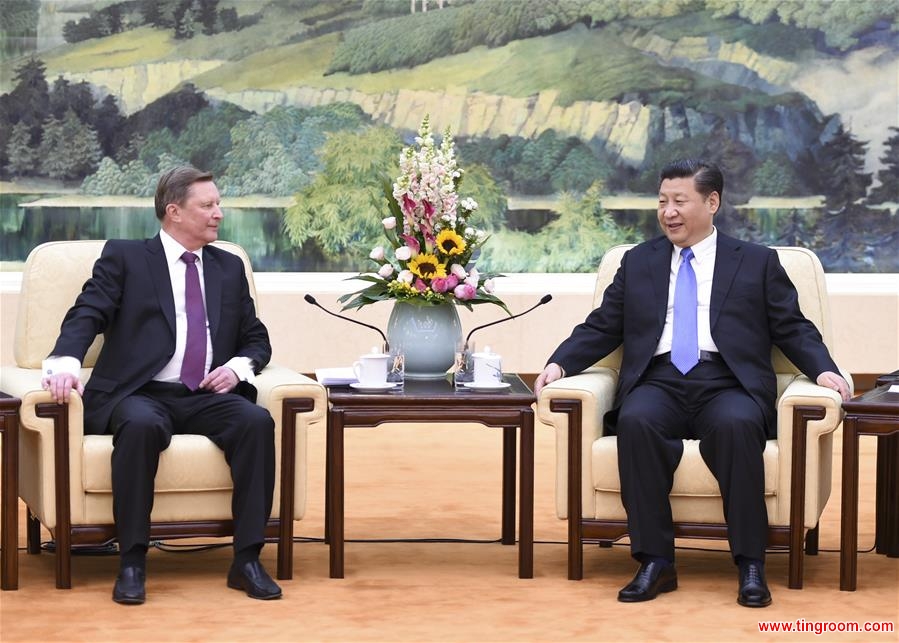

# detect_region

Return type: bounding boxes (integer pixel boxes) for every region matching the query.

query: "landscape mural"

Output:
[1,0,897,273]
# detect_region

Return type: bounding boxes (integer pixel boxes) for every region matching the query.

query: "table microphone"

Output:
[304,294,389,350]
[464,294,553,349]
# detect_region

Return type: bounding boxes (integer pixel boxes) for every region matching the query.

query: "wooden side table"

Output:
[840,383,899,591]
[325,375,536,579]
[0,392,21,590]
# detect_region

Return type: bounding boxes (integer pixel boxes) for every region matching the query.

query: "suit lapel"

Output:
[649,237,672,331]
[146,235,176,338]
[203,248,222,342]
[710,233,744,330]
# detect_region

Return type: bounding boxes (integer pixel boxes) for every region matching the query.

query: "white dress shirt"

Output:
[655,228,721,357]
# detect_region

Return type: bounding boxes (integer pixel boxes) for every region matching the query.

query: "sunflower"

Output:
[408,253,446,280]
[435,229,466,256]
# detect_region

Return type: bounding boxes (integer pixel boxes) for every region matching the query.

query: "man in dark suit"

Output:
[42,166,282,604]
[535,159,850,607]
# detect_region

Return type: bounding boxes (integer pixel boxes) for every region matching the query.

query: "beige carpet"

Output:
[1,424,897,642]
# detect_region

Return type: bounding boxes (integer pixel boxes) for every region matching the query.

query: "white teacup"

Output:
[472,347,502,385]
[353,351,389,386]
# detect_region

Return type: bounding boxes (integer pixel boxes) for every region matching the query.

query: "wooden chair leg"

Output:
[805,523,819,555]
[26,512,40,555]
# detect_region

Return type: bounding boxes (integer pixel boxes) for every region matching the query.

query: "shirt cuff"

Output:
[224,356,255,384]
[42,355,82,378]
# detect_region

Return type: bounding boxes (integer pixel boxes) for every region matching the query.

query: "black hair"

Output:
[658,159,723,202]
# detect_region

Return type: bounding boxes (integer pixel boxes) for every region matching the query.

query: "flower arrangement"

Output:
[339,115,509,314]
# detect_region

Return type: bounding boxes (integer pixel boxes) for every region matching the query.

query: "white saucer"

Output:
[349,382,398,392]
[463,381,511,390]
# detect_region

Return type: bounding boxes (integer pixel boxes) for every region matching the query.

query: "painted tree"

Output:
[819,124,871,213]
[221,104,367,196]
[7,58,50,132]
[868,127,899,205]
[5,121,39,176]
[284,126,404,261]
[93,94,126,158]
[480,181,633,273]
[39,109,102,180]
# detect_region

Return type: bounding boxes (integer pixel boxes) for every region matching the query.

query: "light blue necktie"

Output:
[671,247,698,375]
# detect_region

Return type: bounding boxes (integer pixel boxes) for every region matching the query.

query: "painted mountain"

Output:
[1,0,897,272]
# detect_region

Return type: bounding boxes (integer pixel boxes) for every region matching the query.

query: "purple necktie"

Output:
[671,247,698,375]
[180,252,206,390]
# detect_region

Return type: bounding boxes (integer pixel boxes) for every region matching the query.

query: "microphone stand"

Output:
[304,294,389,351]
[464,294,553,350]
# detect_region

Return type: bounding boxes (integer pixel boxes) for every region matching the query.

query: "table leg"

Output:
[840,416,860,591]
[875,433,899,557]
[519,409,534,579]
[327,409,344,579]
[1,403,19,590]
[324,429,331,545]
[501,426,516,545]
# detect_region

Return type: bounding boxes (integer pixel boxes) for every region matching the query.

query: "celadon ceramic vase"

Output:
[387,302,462,379]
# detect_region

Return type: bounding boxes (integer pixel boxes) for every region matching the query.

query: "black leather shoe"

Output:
[737,561,772,607]
[112,566,146,605]
[227,560,282,600]
[617,561,678,602]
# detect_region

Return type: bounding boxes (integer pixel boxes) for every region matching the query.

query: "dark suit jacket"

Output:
[548,233,840,437]
[51,235,271,435]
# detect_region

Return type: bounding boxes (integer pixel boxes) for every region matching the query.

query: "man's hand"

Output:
[41,372,84,405]
[817,370,851,402]
[534,363,564,396]
[199,366,239,394]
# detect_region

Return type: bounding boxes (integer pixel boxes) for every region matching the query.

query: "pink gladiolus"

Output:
[402,194,416,214]
[401,234,420,254]
[453,283,476,300]
[423,200,434,217]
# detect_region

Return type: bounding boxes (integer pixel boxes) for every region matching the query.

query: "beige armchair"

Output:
[0,240,326,588]
[537,245,849,589]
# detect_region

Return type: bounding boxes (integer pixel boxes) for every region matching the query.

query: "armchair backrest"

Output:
[14,240,257,369]
[591,244,833,374]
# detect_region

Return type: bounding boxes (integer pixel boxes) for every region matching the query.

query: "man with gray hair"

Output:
[42,166,281,604]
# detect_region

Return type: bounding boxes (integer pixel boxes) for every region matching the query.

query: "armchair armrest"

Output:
[536,366,619,521]
[775,373,851,533]
[253,363,327,427]
[0,367,88,504]
[537,366,618,440]
[777,374,848,446]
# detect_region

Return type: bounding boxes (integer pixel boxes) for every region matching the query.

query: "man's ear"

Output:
[707,191,720,214]
[165,203,180,222]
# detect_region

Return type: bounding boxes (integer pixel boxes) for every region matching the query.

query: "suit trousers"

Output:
[616,360,768,563]
[107,382,275,556]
